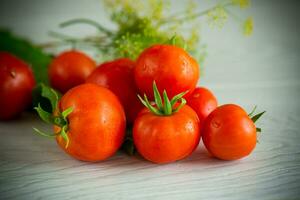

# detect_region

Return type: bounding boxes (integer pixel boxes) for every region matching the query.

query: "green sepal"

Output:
[251,111,266,123]
[62,107,74,121]
[33,84,73,149]
[137,94,162,116]
[256,128,261,133]
[153,81,163,110]
[172,98,187,113]
[40,83,60,112]
[60,126,70,148]
[33,127,58,138]
[166,34,187,50]
[137,81,188,116]
[163,90,172,115]
[170,91,188,107]
[248,105,257,117]
[34,104,54,124]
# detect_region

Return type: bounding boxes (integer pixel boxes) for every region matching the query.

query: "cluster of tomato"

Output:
[0,44,263,164]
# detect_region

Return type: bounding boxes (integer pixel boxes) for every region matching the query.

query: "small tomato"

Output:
[202,104,265,160]
[186,87,218,126]
[134,45,199,99]
[48,50,96,93]
[133,82,200,164]
[35,83,126,162]
[86,58,143,124]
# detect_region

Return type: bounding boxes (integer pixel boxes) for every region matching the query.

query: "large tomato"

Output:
[133,82,200,164]
[86,58,143,124]
[134,44,199,99]
[0,52,35,120]
[186,87,218,126]
[202,104,257,160]
[35,83,126,162]
[48,50,96,93]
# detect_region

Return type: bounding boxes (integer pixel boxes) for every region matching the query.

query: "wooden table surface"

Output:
[1,0,300,199]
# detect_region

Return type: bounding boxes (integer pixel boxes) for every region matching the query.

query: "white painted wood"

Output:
[1,0,300,199]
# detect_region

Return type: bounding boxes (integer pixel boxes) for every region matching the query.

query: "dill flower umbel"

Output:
[243,17,253,36]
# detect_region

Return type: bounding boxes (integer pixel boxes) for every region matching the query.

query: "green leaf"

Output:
[153,81,163,110]
[0,29,52,84]
[163,90,172,115]
[251,111,266,123]
[34,104,54,124]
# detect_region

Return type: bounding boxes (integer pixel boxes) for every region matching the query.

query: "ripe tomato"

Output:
[48,50,96,93]
[133,82,200,164]
[134,44,199,99]
[86,58,143,124]
[202,104,257,160]
[186,87,218,126]
[0,52,35,120]
[55,83,126,161]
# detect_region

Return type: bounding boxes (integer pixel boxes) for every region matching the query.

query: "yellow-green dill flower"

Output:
[243,17,253,36]
[206,6,228,29]
[232,0,250,9]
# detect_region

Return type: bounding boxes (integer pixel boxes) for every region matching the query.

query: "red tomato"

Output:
[134,45,199,99]
[186,87,218,126]
[133,105,200,164]
[0,52,35,120]
[48,50,96,93]
[202,104,257,160]
[55,83,126,161]
[86,58,143,124]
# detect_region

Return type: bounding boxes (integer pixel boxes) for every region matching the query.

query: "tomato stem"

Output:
[33,84,73,148]
[138,81,187,116]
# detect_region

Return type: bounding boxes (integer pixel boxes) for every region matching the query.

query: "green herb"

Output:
[41,0,253,65]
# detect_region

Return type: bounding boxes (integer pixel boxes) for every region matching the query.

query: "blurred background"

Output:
[0,0,299,110]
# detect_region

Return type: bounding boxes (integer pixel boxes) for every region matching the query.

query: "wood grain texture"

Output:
[1,0,300,199]
[0,91,300,200]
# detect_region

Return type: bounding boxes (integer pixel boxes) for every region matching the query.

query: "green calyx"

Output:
[248,105,266,133]
[138,81,187,116]
[33,84,73,148]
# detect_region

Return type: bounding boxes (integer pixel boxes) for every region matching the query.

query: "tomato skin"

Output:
[0,52,35,120]
[55,83,126,162]
[134,45,199,99]
[86,58,143,124]
[186,87,218,126]
[202,104,256,160]
[133,105,200,164]
[48,50,96,93]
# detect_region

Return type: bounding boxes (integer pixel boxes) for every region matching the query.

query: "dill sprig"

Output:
[40,0,253,64]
